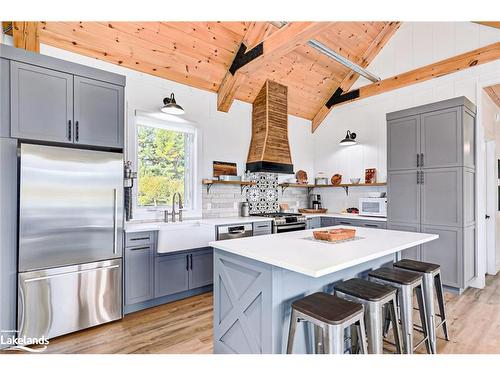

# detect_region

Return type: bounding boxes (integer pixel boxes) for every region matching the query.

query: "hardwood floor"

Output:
[5,273,500,354]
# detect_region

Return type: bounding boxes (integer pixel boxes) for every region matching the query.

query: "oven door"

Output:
[274,223,306,233]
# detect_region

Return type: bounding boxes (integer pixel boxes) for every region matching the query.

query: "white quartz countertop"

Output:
[125,212,386,232]
[124,216,273,233]
[304,213,387,222]
[209,226,438,278]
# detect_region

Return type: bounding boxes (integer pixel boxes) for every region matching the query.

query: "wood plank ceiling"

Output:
[38,21,398,125]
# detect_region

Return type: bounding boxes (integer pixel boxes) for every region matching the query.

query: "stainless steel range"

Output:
[251,212,307,233]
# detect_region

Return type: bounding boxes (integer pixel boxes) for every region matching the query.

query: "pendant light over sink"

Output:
[161,93,184,115]
[339,130,357,146]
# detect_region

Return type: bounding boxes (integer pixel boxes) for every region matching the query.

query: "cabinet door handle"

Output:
[417,171,420,184]
[129,246,150,251]
[186,254,189,271]
[420,153,424,167]
[75,121,79,142]
[420,171,424,184]
[68,120,72,141]
[365,224,379,228]
[416,153,420,167]
[190,254,193,270]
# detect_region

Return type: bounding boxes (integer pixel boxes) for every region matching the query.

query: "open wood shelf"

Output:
[202,179,256,194]
[278,182,387,195]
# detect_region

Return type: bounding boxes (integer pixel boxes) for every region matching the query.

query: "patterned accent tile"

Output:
[246,172,279,214]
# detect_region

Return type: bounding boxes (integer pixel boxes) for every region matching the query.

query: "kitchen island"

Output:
[209,226,438,354]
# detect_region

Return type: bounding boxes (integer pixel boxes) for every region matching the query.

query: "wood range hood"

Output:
[246,80,294,174]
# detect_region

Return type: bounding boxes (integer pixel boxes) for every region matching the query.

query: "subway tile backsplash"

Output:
[202,172,309,218]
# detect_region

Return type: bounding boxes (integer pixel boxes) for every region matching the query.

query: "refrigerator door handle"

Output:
[23,264,120,283]
[113,188,118,254]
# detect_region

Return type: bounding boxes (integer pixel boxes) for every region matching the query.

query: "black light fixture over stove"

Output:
[339,130,357,146]
[161,93,184,115]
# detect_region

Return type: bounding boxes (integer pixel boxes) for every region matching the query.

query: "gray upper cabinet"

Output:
[420,107,462,169]
[420,167,463,227]
[74,76,124,148]
[189,248,213,289]
[6,51,125,149]
[125,244,154,305]
[10,61,73,144]
[387,170,421,225]
[387,115,420,171]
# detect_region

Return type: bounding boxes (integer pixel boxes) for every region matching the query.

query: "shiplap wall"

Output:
[313,22,500,212]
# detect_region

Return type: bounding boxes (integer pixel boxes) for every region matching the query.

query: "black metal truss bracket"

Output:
[228,42,264,75]
[325,87,360,109]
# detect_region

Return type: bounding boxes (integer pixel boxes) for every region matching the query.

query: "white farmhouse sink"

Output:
[156,222,215,254]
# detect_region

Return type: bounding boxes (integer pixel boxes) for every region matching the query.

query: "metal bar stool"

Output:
[334,278,403,354]
[368,267,432,354]
[393,259,449,354]
[287,292,368,354]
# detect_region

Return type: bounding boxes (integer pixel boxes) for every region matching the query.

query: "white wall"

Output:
[38,44,315,219]
[313,22,500,213]
[482,90,500,272]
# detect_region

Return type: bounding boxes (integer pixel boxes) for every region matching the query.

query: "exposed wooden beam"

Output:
[484,86,500,108]
[312,21,400,132]
[217,22,333,113]
[12,22,40,52]
[313,41,500,132]
[474,22,500,30]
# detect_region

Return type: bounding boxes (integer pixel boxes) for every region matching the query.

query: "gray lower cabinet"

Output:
[10,61,73,144]
[307,217,321,229]
[155,248,214,298]
[155,253,190,298]
[253,221,272,236]
[387,222,421,261]
[320,217,336,227]
[74,76,124,148]
[125,244,154,305]
[189,248,214,289]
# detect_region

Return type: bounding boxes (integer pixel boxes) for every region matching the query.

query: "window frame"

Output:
[133,112,198,213]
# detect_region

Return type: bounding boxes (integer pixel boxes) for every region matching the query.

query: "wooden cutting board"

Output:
[298,208,328,214]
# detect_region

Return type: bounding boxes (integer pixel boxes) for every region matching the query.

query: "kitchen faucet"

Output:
[171,192,183,222]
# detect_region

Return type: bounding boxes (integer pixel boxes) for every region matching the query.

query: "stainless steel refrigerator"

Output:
[17,143,124,339]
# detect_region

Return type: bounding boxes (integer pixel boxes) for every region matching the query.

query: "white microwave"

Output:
[358,197,387,217]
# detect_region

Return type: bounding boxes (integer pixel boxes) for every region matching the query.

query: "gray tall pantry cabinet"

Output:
[387,97,476,292]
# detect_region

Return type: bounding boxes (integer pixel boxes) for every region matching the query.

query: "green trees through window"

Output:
[137,124,186,206]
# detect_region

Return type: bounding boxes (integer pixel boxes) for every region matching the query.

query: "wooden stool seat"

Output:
[292,292,363,325]
[335,278,396,302]
[368,267,422,285]
[393,259,440,274]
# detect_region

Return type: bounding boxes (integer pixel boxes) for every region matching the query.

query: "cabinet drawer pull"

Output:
[339,221,351,225]
[130,237,150,241]
[416,153,420,167]
[420,153,424,167]
[75,121,79,142]
[417,171,420,184]
[129,246,150,251]
[190,254,193,270]
[186,254,189,271]
[68,120,72,141]
[365,224,379,228]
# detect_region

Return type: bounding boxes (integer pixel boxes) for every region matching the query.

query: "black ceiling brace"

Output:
[325,88,360,109]
[228,42,264,75]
